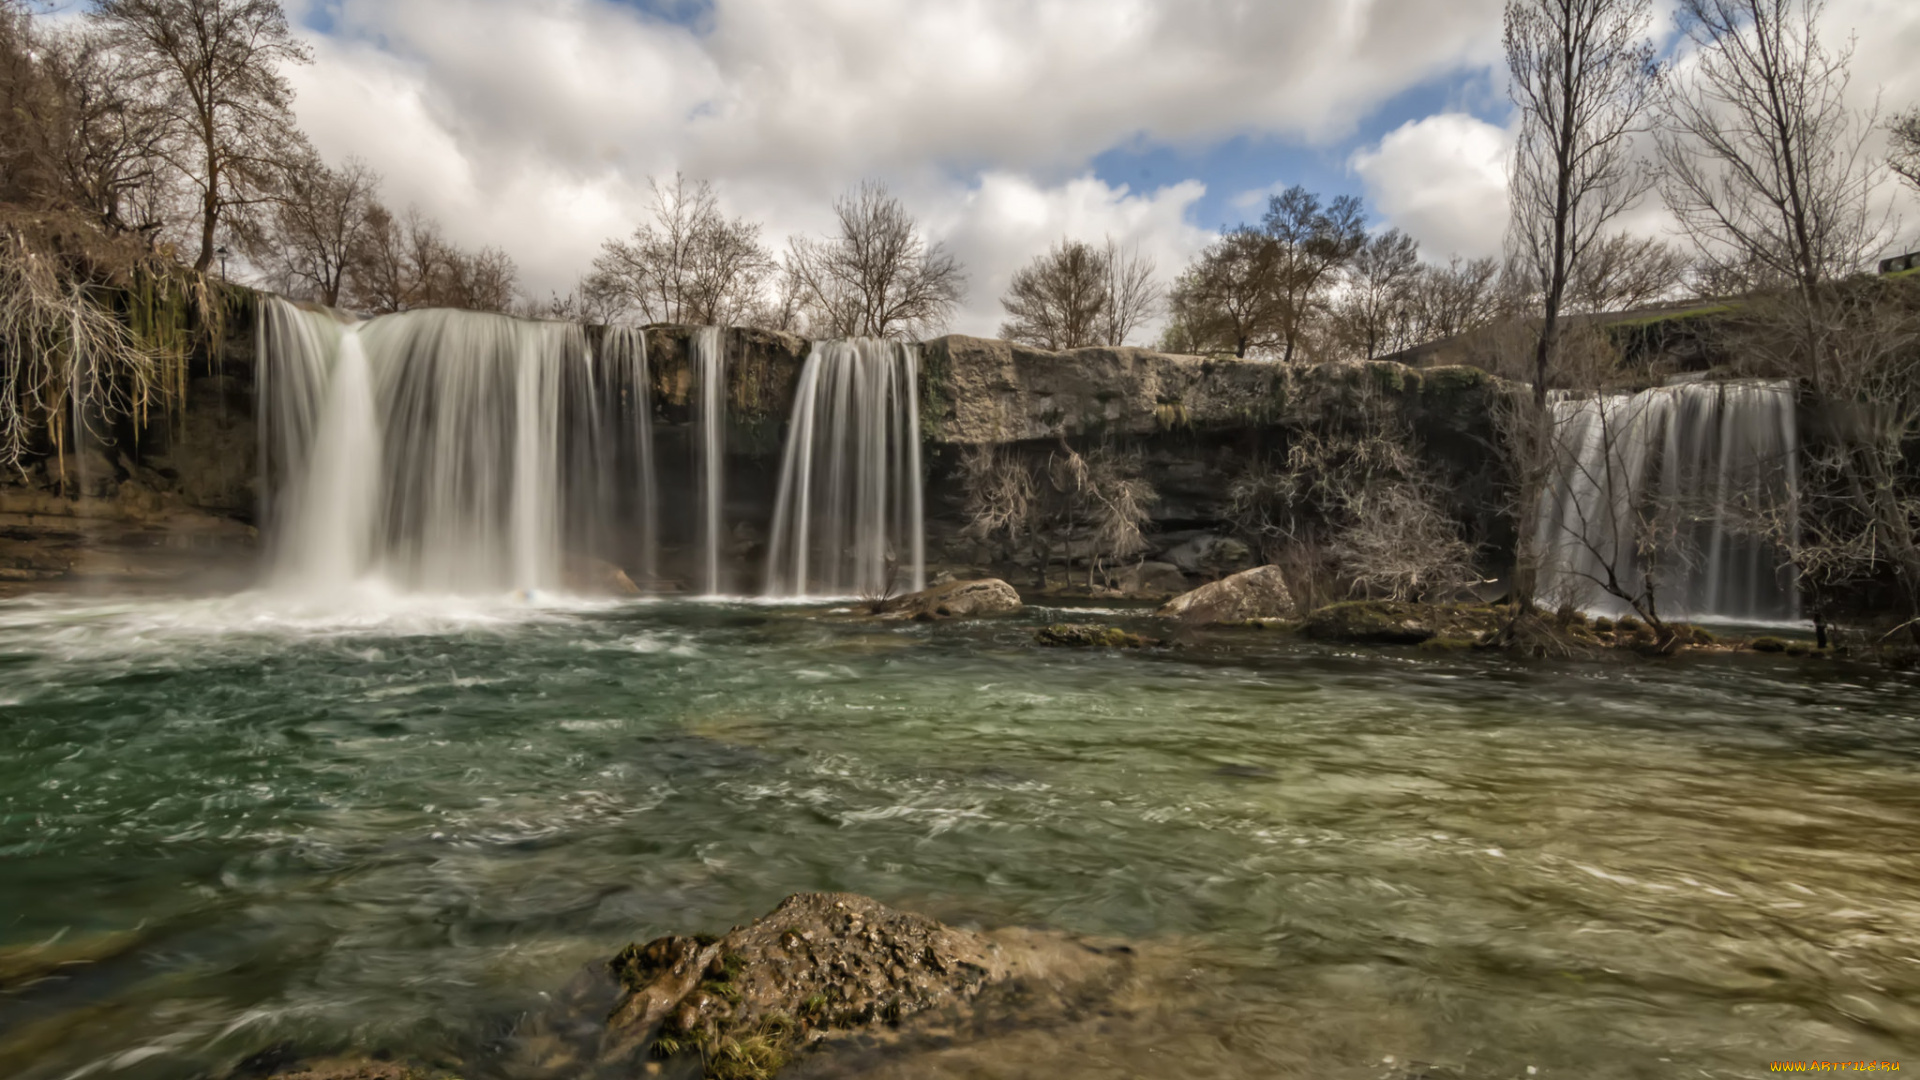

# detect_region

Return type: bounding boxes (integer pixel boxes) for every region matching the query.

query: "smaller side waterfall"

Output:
[1535,379,1800,622]
[693,327,727,595]
[764,339,925,599]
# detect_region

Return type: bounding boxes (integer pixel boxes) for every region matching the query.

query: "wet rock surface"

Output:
[601,893,1127,1079]
[1302,601,1440,645]
[1158,565,1295,625]
[1033,624,1160,648]
[880,578,1022,621]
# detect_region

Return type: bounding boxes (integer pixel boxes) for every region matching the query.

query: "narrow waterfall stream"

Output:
[692,326,727,595]
[1535,380,1801,622]
[764,338,926,599]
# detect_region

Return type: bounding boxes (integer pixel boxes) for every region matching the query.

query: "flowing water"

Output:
[765,339,926,599]
[2,594,1916,1079]
[1536,381,1801,623]
[257,301,657,597]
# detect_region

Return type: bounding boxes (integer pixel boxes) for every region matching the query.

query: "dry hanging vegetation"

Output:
[1226,372,1478,608]
[957,441,1157,589]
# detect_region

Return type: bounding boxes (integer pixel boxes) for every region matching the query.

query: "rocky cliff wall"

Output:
[1,302,1514,593]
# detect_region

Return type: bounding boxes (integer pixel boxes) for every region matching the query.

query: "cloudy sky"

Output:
[253,0,1920,335]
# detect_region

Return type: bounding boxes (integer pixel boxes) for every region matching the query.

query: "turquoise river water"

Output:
[1,593,1916,1079]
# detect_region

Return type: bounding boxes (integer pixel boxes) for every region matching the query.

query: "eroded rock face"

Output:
[881,578,1022,621]
[601,893,1123,1078]
[1158,565,1296,625]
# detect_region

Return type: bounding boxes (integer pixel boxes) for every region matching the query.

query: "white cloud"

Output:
[274,0,1920,331]
[1351,113,1514,261]
[936,173,1213,339]
[276,0,1513,333]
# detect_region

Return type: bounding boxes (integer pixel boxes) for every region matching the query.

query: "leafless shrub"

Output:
[1228,369,1477,604]
[958,444,1036,560]
[1331,479,1481,602]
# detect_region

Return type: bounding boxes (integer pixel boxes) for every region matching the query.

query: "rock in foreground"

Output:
[1157,565,1295,625]
[881,578,1022,621]
[601,892,1122,1079]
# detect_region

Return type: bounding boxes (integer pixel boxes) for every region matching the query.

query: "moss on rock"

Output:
[1033,624,1159,648]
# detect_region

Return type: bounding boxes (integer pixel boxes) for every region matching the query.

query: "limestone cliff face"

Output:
[0,301,1516,592]
[917,334,1503,453]
[918,336,1288,445]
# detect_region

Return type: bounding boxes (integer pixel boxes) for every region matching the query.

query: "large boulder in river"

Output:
[882,578,1022,620]
[600,892,1122,1078]
[1157,565,1295,625]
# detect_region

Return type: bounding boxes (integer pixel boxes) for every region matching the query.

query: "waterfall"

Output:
[764,339,926,599]
[693,327,727,595]
[256,298,656,597]
[1535,379,1801,623]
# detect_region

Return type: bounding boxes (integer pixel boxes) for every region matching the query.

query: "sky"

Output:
[249,0,1920,336]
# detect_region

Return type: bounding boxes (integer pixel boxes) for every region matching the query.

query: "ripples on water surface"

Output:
[1,593,1917,1079]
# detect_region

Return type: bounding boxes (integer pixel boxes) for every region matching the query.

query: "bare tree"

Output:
[1404,255,1507,346]
[999,238,1107,350]
[1506,0,1660,404]
[593,174,773,327]
[94,0,312,275]
[1657,0,1915,638]
[1659,0,1887,298]
[1894,108,1920,194]
[38,28,178,237]
[1335,228,1420,360]
[1503,0,1660,614]
[1098,236,1161,346]
[1565,232,1690,311]
[1164,227,1284,357]
[785,182,965,340]
[1263,186,1367,362]
[247,156,377,306]
[345,203,516,314]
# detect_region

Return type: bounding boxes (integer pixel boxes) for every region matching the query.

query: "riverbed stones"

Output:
[601,892,1124,1078]
[881,578,1022,620]
[1158,565,1296,625]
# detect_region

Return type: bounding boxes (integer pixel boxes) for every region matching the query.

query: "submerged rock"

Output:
[1158,565,1295,625]
[881,578,1022,621]
[1033,624,1160,648]
[561,555,642,597]
[601,892,1124,1079]
[1302,601,1438,645]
